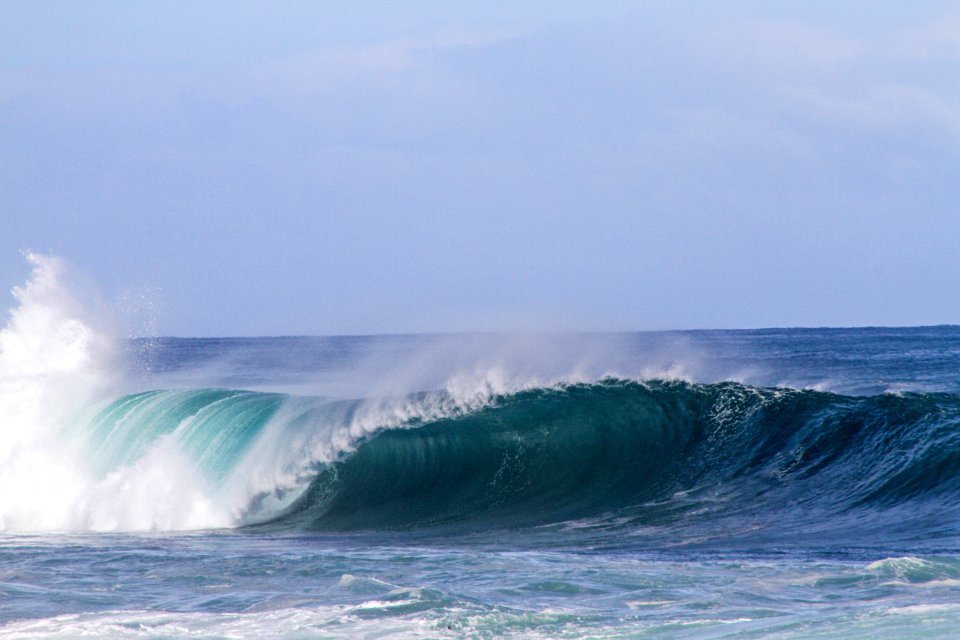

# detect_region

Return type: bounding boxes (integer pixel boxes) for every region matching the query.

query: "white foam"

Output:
[0,254,232,532]
[0,253,114,531]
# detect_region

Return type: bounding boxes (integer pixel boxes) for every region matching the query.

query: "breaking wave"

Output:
[3,254,960,544]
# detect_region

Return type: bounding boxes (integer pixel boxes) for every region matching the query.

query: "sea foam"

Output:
[0,254,228,531]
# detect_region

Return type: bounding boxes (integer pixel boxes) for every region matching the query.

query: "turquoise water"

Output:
[5,533,960,639]
[3,328,960,638]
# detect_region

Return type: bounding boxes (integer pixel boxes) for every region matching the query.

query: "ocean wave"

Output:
[273,380,960,531]
[40,377,959,535]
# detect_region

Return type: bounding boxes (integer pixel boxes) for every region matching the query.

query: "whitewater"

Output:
[3,254,960,638]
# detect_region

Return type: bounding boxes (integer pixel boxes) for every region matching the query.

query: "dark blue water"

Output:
[3,327,960,638]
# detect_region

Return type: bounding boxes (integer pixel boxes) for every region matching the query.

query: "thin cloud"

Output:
[247,26,523,86]
[891,6,960,59]
[785,82,960,142]
[697,18,862,70]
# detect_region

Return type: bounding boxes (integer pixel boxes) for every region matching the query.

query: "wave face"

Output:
[274,380,960,536]
[60,376,960,541]
[284,381,702,530]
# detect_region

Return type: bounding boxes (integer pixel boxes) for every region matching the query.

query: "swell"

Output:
[282,381,704,529]
[73,379,960,535]
[272,380,960,532]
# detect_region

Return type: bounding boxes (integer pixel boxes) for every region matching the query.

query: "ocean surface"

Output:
[3,257,960,638]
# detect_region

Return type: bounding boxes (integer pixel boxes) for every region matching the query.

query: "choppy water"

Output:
[6,533,960,639]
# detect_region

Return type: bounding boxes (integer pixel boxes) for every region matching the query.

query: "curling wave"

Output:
[277,380,960,532]
[63,378,960,537]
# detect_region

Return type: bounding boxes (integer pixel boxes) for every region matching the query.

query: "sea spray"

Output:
[0,258,536,531]
[0,253,116,530]
[0,254,229,531]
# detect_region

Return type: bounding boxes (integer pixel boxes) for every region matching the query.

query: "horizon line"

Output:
[130,324,960,340]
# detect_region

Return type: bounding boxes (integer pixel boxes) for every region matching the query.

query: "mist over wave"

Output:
[2,253,960,545]
[0,253,700,532]
[0,254,590,531]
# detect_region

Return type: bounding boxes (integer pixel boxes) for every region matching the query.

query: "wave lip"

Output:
[265,379,960,539]
[278,380,703,530]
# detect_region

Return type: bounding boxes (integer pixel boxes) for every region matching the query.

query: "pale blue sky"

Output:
[2,1,958,336]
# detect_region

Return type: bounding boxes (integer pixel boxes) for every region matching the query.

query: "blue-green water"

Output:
[3,328,960,638]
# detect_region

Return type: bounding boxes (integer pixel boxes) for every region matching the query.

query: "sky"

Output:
[1,1,959,336]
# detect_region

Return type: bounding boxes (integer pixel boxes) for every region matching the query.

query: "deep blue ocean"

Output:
[3,263,960,638]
